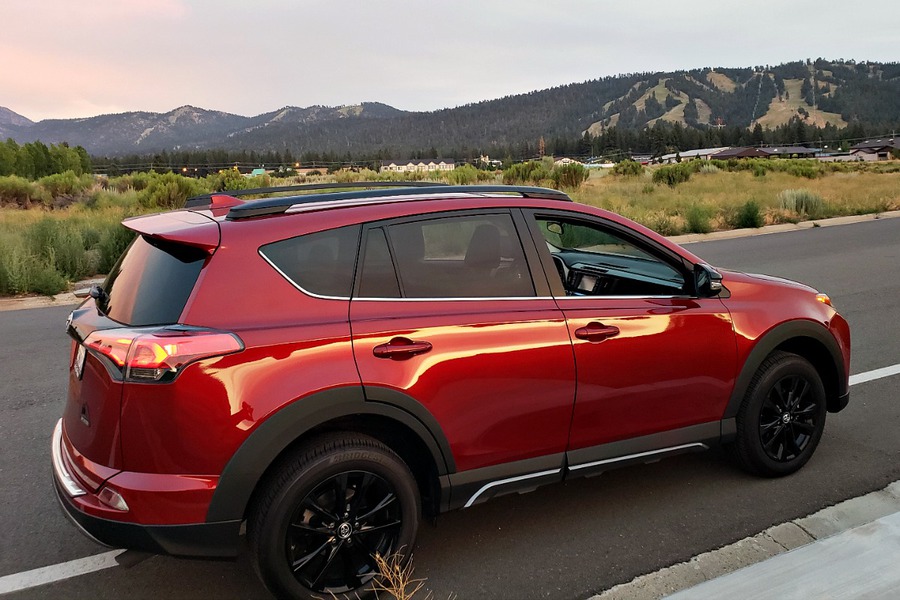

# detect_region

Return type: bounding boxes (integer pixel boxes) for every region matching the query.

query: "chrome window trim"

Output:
[464,468,561,508]
[568,442,709,472]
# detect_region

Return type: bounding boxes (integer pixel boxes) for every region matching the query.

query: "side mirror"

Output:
[694,263,723,297]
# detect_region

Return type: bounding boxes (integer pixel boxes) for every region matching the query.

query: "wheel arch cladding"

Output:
[724,320,847,420]
[205,386,453,523]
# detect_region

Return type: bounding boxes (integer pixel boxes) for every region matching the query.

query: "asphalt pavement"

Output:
[0,215,898,599]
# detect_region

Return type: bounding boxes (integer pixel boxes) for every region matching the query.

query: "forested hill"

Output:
[3,59,900,159]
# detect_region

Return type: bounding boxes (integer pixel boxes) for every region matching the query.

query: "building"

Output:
[759,146,818,159]
[850,139,900,161]
[381,159,456,173]
[658,147,732,163]
[709,147,769,159]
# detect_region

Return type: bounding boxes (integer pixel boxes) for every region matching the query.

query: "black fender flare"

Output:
[722,320,847,424]
[205,386,454,523]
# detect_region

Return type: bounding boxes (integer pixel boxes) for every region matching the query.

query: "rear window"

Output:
[100,235,207,326]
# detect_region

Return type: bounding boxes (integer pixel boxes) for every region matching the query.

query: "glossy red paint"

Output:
[55,187,852,573]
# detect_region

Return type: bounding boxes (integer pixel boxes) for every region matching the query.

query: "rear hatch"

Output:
[63,211,218,480]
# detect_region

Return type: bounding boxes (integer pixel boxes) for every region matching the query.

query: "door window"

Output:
[374,213,535,298]
[537,218,685,296]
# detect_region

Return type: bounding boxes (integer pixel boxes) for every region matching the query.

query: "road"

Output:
[1,218,898,599]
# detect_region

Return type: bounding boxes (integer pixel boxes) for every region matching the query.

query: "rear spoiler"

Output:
[122,210,220,252]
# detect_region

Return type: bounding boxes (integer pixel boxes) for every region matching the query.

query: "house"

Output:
[381,159,456,173]
[850,139,900,161]
[759,146,818,159]
[709,147,769,159]
[658,147,732,163]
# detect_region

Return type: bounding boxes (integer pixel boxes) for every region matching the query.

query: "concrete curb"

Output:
[591,481,900,599]
[669,209,900,245]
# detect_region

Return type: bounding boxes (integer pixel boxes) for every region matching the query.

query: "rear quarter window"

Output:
[102,235,207,326]
[260,225,361,298]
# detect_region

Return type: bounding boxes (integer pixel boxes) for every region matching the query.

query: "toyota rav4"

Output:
[53,183,850,599]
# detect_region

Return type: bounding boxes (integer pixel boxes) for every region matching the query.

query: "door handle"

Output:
[574,322,620,342]
[373,337,433,360]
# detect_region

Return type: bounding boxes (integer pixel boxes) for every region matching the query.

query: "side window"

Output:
[260,225,360,297]
[386,213,535,298]
[537,217,685,296]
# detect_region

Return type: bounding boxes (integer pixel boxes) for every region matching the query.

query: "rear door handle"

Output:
[574,322,620,342]
[373,337,433,360]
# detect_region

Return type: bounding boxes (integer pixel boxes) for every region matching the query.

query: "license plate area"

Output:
[73,344,86,380]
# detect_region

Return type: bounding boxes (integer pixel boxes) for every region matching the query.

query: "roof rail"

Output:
[224,185,573,220]
[184,181,447,208]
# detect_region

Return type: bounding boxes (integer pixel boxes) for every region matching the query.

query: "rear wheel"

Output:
[734,351,827,477]
[249,435,420,600]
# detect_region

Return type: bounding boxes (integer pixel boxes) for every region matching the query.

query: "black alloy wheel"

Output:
[288,471,401,592]
[250,435,420,600]
[734,351,827,477]
[758,374,819,462]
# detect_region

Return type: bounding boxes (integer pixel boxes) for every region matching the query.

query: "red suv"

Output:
[53,183,850,599]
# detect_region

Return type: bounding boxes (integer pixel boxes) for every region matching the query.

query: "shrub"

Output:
[684,204,713,234]
[305,170,322,177]
[645,211,682,236]
[140,172,207,208]
[38,171,92,198]
[652,163,693,186]
[502,161,551,185]
[779,189,825,218]
[448,164,480,185]
[0,175,47,207]
[551,163,589,189]
[698,163,720,174]
[612,160,644,177]
[729,200,764,228]
[97,223,136,273]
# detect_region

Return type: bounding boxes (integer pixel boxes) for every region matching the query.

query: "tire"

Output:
[249,434,420,600]
[734,351,827,477]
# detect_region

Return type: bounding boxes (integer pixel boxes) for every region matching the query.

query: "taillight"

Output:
[83,328,243,382]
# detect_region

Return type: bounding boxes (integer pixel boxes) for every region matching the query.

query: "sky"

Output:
[4,0,899,122]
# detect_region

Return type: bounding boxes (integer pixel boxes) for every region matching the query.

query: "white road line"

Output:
[2,365,898,595]
[850,363,900,386]
[0,550,125,595]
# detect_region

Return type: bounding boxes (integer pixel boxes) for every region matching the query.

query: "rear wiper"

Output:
[89,284,110,314]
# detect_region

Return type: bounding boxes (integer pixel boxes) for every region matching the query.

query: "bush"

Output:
[645,212,682,236]
[448,164,480,185]
[38,171,92,198]
[612,160,644,177]
[502,161,551,185]
[551,163,589,189]
[97,224,136,273]
[684,204,713,233]
[140,172,207,208]
[0,176,47,207]
[729,200,764,229]
[779,189,825,218]
[652,163,694,187]
[698,163,720,174]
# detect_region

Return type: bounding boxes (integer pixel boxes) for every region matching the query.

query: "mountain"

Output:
[0,106,34,137]
[4,59,900,157]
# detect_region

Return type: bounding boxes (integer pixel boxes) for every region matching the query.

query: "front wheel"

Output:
[734,351,827,477]
[249,435,420,600]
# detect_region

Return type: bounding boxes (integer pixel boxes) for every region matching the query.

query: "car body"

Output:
[53,183,850,599]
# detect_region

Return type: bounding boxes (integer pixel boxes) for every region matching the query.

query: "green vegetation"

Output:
[1,159,898,297]
[0,139,91,179]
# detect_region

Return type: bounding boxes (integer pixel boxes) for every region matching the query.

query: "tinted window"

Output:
[538,217,685,296]
[261,225,360,297]
[102,235,206,326]
[387,214,534,298]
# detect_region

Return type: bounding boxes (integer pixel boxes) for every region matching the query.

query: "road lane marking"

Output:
[0,550,125,594]
[2,364,898,594]
[850,363,900,386]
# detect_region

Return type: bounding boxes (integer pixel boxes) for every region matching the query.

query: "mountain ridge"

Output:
[3,59,899,157]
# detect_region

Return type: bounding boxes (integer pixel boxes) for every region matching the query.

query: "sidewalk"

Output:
[594,481,900,599]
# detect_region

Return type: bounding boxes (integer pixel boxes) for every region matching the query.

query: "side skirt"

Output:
[441,421,722,512]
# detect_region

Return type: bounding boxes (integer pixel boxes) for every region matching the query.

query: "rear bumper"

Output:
[52,419,241,558]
